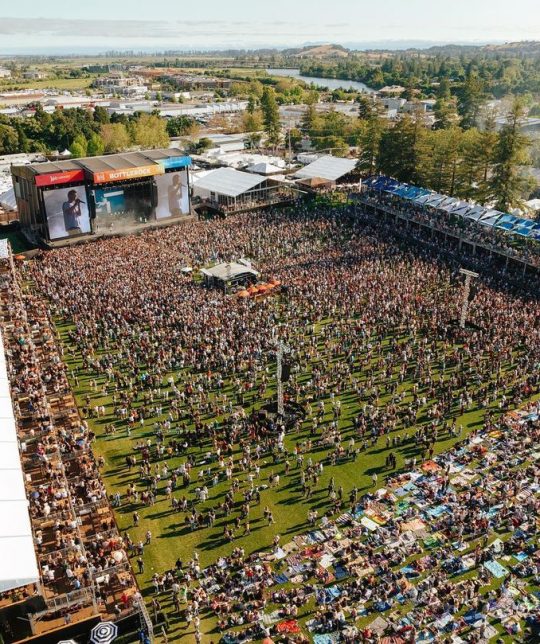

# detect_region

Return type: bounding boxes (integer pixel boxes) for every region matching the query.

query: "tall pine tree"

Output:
[260,87,281,148]
[489,99,530,212]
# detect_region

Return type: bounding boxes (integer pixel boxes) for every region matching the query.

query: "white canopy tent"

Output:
[294,155,357,183]
[193,167,266,199]
[0,330,39,593]
[0,186,16,211]
[246,162,283,176]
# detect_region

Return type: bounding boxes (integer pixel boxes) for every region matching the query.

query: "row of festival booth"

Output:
[362,176,540,241]
[236,279,282,299]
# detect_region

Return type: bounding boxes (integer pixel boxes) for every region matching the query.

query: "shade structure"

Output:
[237,290,250,298]
[90,621,118,644]
[294,155,357,182]
[365,175,540,245]
[193,167,266,198]
[0,329,39,594]
[0,240,9,259]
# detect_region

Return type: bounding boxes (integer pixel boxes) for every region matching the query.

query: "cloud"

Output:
[0,16,352,43]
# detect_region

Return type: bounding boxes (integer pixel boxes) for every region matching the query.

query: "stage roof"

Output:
[193,167,266,198]
[79,151,160,173]
[25,159,82,175]
[201,261,259,281]
[15,149,192,185]
[0,330,39,594]
[294,155,357,182]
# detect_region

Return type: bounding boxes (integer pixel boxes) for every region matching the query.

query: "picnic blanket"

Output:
[276,619,301,634]
[484,559,509,579]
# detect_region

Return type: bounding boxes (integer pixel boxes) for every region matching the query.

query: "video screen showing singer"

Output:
[62,189,84,235]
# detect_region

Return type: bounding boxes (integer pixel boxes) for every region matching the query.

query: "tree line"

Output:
[298,53,540,98]
[354,98,532,212]
[0,105,176,158]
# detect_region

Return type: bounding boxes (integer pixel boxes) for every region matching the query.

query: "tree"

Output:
[433,96,459,130]
[472,112,498,202]
[247,95,257,115]
[189,137,213,154]
[378,112,429,184]
[489,98,531,211]
[166,116,199,137]
[455,128,485,200]
[357,95,378,121]
[301,103,317,134]
[87,133,105,156]
[458,72,485,129]
[130,114,169,149]
[15,122,29,153]
[420,127,462,195]
[356,115,386,174]
[0,124,19,154]
[260,86,281,148]
[69,134,88,158]
[93,105,110,124]
[242,109,263,135]
[100,123,131,153]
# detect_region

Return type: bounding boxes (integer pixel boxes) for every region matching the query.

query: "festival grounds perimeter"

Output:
[29,200,540,643]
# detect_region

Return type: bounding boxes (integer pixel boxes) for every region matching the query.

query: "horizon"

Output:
[0,0,539,55]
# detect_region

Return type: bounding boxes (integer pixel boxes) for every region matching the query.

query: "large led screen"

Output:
[43,186,91,240]
[155,170,189,220]
[94,188,126,216]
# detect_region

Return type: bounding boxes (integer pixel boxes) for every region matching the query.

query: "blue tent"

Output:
[478,211,504,227]
[495,214,522,231]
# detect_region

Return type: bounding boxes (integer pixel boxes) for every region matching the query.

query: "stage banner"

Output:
[158,156,192,170]
[93,164,164,184]
[35,170,85,187]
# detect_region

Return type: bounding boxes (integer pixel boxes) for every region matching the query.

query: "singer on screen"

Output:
[62,189,84,235]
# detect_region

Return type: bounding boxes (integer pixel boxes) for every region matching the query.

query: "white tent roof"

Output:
[294,155,356,182]
[246,162,283,175]
[0,330,39,593]
[193,167,266,198]
[201,261,259,281]
[526,198,540,211]
[0,187,16,211]
[0,239,8,259]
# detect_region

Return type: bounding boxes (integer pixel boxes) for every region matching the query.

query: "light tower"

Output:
[459,268,479,329]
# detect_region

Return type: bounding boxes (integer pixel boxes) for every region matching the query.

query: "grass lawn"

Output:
[49,303,529,643]
[0,77,95,91]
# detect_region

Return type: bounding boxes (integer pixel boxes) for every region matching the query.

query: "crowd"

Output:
[187,401,540,642]
[25,201,540,641]
[358,187,540,269]
[0,252,142,638]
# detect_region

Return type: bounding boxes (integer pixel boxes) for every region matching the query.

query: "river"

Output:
[267,68,374,93]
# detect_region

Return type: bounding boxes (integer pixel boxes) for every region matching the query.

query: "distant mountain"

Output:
[354,40,540,57]
[282,44,350,59]
[482,41,540,56]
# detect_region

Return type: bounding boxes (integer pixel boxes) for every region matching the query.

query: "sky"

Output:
[0,0,539,54]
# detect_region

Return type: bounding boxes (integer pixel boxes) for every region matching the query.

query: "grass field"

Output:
[0,77,95,91]
[50,304,526,643]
